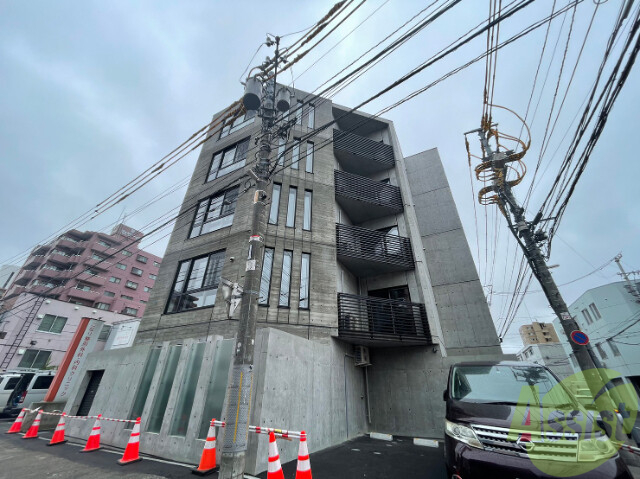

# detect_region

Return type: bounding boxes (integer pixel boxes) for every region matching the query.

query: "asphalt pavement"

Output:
[0,417,447,478]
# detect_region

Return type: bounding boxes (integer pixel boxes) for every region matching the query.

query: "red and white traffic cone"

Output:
[23,410,42,439]
[267,431,285,479]
[118,417,142,465]
[48,413,67,446]
[192,419,218,475]
[295,431,312,479]
[7,408,26,434]
[80,414,102,452]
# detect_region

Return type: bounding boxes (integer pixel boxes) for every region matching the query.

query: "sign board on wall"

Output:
[51,318,105,402]
[111,323,136,348]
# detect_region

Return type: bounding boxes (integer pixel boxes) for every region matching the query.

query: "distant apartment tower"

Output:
[60,88,504,474]
[1,224,162,318]
[519,321,560,345]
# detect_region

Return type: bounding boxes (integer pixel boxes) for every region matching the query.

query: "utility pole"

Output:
[471,127,605,400]
[614,253,640,301]
[219,36,290,479]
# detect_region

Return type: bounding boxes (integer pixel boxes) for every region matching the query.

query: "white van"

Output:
[4,371,55,415]
[0,373,23,415]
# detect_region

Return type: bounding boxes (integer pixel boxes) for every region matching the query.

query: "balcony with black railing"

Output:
[337,293,431,347]
[336,223,414,277]
[333,129,394,175]
[334,170,403,223]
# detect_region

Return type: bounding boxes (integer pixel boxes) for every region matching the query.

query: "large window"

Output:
[148,345,182,433]
[18,349,51,369]
[130,347,161,420]
[589,303,601,320]
[124,307,138,316]
[126,280,138,290]
[291,140,300,169]
[190,187,239,238]
[268,184,281,225]
[286,187,297,227]
[259,248,275,305]
[207,138,250,181]
[170,342,206,436]
[277,137,286,166]
[131,267,143,276]
[582,308,594,325]
[95,302,110,311]
[137,254,148,264]
[307,104,315,129]
[608,339,621,357]
[295,100,303,125]
[219,110,256,138]
[37,314,67,334]
[305,141,314,173]
[299,253,310,309]
[279,250,293,307]
[166,250,225,313]
[303,190,312,231]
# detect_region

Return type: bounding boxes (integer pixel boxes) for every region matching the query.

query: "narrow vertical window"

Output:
[295,101,303,125]
[307,104,315,129]
[148,345,182,433]
[305,141,314,173]
[299,253,310,309]
[268,184,281,225]
[279,250,293,307]
[292,141,300,169]
[286,187,297,227]
[303,190,312,231]
[259,248,274,305]
[277,137,286,166]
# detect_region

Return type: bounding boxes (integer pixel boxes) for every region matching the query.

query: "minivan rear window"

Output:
[4,377,20,390]
[32,376,54,390]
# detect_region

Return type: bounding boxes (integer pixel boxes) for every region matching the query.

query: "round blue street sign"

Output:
[571,330,589,345]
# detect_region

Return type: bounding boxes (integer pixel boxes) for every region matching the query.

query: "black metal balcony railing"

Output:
[336,223,414,276]
[338,293,431,346]
[333,129,395,175]
[334,170,403,223]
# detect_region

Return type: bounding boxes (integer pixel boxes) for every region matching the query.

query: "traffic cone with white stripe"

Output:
[7,408,26,434]
[267,431,285,479]
[192,419,218,475]
[80,414,102,452]
[295,431,312,479]
[48,413,67,446]
[118,417,142,465]
[23,410,42,439]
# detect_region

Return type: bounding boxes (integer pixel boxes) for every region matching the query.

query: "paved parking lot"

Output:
[1,417,446,478]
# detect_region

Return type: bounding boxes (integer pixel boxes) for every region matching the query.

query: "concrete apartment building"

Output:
[519,321,560,345]
[554,281,640,393]
[0,293,137,371]
[1,224,162,319]
[59,89,504,474]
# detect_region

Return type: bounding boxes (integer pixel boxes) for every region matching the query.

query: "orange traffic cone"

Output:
[80,414,102,452]
[23,410,42,439]
[295,431,312,479]
[267,431,285,479]
[7,408,26,434]
[192,419,219,475]
[118,417,142,465]
[48,413,68,446]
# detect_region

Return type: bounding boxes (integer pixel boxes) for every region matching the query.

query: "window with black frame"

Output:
[166,250,225,313]
[190,187,239,238]
[219,110,256,139]
[207,138,250,181]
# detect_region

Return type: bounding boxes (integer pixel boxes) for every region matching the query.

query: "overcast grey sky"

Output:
[1,1,638,353]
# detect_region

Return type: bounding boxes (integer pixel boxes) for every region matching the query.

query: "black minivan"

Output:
[443,361,632,478]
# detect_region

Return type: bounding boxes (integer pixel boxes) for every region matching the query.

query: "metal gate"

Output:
[76,370,104,416]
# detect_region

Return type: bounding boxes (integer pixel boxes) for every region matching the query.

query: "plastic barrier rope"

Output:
[25,408,136,423]
[615,442,640,456]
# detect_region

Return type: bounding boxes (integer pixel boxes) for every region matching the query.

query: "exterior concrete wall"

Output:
[403,149,501,355]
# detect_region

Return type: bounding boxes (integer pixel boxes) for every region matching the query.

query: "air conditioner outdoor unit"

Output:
[354,345,371,367]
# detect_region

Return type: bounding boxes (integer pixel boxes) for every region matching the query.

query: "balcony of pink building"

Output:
[76,271,106,287]
[66,287,100,302]
[13,270,36,286]
[48,251,79,266]
[56,237,86,250]
[83,257,112,271]
[24,255,46,269]
[28,284,62,295]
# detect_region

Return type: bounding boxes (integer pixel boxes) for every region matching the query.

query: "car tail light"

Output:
[17,391,27,404]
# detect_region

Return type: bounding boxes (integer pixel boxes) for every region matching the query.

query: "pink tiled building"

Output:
[1,224,162,318]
